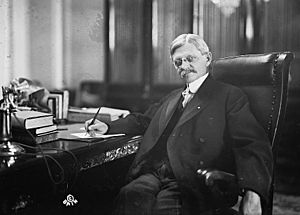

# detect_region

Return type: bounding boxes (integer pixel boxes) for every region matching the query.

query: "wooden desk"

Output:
[0,133,142,215]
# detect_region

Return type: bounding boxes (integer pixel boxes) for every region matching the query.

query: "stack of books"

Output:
[11,110,58,145]
[67,106,130,123]
[47,90,69,122]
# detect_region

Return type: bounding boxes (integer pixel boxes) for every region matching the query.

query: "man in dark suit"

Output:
[85,34,272,215]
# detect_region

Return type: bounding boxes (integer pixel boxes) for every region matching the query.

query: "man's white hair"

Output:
[170,33,210,56]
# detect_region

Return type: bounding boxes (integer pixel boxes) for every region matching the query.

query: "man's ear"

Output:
[206,52,212,67]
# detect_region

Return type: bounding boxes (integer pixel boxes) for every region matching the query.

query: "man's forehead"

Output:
[172,43,202,57]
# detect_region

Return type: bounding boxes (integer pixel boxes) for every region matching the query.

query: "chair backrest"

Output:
[211,52,294,214]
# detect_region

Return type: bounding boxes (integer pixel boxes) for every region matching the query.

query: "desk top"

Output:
[0,124,142,175]
[0,125,142,214]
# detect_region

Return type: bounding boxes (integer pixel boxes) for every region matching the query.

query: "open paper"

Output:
[71,133,125,139]
[57,123,125,142]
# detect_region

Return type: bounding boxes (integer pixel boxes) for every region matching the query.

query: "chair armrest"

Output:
[197,169,239,208]
[197,169,236,186]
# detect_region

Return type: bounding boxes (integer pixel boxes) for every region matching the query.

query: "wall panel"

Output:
[152,0,193,85]
[262,0,300,88]
[109,0,144,84]
[193,0,241,59]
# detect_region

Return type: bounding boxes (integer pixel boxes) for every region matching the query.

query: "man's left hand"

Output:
[240,190,262,215]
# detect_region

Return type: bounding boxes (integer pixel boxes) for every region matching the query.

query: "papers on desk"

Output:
[57,123,126,142]
[71,133,125,139]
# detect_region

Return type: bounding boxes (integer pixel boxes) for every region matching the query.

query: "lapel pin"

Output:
[197,106,201,109]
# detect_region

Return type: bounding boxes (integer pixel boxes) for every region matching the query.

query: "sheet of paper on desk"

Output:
[71,133,125,139]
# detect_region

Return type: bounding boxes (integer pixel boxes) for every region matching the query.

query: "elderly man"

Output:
[85,34,272,215]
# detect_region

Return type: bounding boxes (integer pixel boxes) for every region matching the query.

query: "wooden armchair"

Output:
[197,52,294,214]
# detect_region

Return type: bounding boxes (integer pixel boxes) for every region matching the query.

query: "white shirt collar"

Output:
[186,73,209,94]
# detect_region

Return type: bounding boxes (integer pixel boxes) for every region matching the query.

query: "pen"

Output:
[86,107,101,133]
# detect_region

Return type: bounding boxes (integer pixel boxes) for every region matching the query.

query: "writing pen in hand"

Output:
[86,107,101,136]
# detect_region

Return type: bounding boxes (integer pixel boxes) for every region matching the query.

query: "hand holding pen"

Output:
[84,107,109,136]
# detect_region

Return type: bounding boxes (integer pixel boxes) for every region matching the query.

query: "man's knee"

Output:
[118,184,134,197]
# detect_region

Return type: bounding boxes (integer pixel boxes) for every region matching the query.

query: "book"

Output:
[49,90,69,119]
[13,124,58,136]
[67,106,130,123]
[34,124,58,135]
[62,90,69,119]
[47,97,57,119]
[48,93,63,119]
[13,131,58,145]
[11,110,54,129]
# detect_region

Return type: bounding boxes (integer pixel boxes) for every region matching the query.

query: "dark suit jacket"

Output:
[107,76,273,214]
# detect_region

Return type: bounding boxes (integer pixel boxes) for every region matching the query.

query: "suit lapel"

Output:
[134,77,216,166]
[158,88,183,135]
[175,77,214,128]
[156,77,216,139]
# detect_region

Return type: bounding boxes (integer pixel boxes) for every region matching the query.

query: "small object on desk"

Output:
[86,106,101,134]
[10,108,57,146]
[11,110,54,129]
[13,124,58,136]
[56,123,125,142]
[13,131,58,145]
[57,123,120,142]
[16,106,33,111]
[48,90,69,121]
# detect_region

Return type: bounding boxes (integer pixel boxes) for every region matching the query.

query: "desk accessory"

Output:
[86,106,101,130]
[11,110,57,145]
[85,106,101,136]
[9,78,50,112]
[25,124,57,135]
[11,110,54,129]
[13,130,58,145]
[0,87,25,156]
[48,90,69,121]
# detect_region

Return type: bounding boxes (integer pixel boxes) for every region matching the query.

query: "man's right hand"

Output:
[85,119,109,135]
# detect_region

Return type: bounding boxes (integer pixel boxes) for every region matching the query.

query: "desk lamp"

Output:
[0,87,24,156]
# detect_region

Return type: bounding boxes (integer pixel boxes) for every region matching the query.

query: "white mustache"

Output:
[180,69,195,78]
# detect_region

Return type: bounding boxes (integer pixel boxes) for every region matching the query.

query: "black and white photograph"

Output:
[0,0,299,214]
